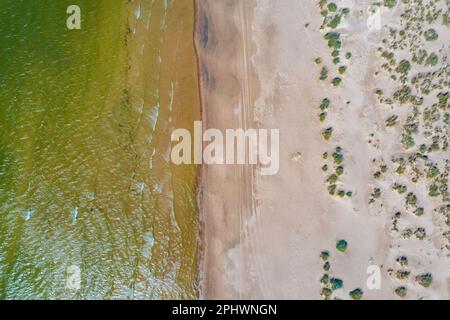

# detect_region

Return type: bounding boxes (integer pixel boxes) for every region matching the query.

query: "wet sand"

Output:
[194,0,258,299]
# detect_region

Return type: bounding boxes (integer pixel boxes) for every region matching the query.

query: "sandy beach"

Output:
[196,0,450,299]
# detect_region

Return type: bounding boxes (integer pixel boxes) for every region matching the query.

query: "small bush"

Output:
[327,3,337,12]
[396,256,408,267]
[324,32,341,49]
[397,59,411,74]
[414,207,424,216]
[330,278,343,290]
[395,286,407,298]
[336,239,348,252]
[425,53,438,66]
[320,274,329,285]
[405,192,417,206]
[414,228,426,240]
[429,184,439,197]
[349,288,363,300]
[385,115,399,127]
[322,127,333,140]
[327,174,338,184]
[328,185,337,195]
[333,150,343,164]
[328,15,341,29]
[320,98,330,110]
[320,67,329,80]
[396,270,410,280]
[424,29,438,41]
[338,66,347,74]
[321,287,332,299]
[383,0,397,8]
[332,77,342,86]
[416,273,433,287]
[320,250,330,261]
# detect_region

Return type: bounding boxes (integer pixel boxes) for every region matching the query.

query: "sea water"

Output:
[0,0,200,299]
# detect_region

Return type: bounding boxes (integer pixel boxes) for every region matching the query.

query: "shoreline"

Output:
[194,0,259,299]
[192,0,205,300]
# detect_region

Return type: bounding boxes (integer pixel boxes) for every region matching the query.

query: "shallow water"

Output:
[0,0,200,299]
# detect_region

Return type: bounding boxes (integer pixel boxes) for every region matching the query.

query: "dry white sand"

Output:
[196,0,450,299]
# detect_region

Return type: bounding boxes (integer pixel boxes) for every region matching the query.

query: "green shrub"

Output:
[412,49,428,65]
[328,185,337,195]
[321,287,332,299]
[327,174,338,184]
[402,134,415,149]
[385,115,399,127]
[324,32,341,49]
[396,270,410,280]
[395,286,407,298]
[349,288,363,300]
[383,0,397,8]
[429,184,439,197]
[393,183,407,194]
[322,127,333,140]
[338,66,347,74]
[327,3,337,12]
[425,53,438,66]
[332,77,342,86]
[320,250,330,261]
[320,98,330,110]
[424,29,438,41]
[330,278,343,290]
[416,273,433,287]
[371,188,382,199]
[333,150,343,164]
[396,256,408,267]
[414,228,426,240]
[328,15,341,29]
[427,166,439,178]
[405,192,417,206]
[320,274,330,285]
[397,59,411,74]
[336,239,348,252]
[393,85,412,104]
[320,67,329,80]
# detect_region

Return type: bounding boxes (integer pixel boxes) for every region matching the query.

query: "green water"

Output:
[0,0,200,299]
